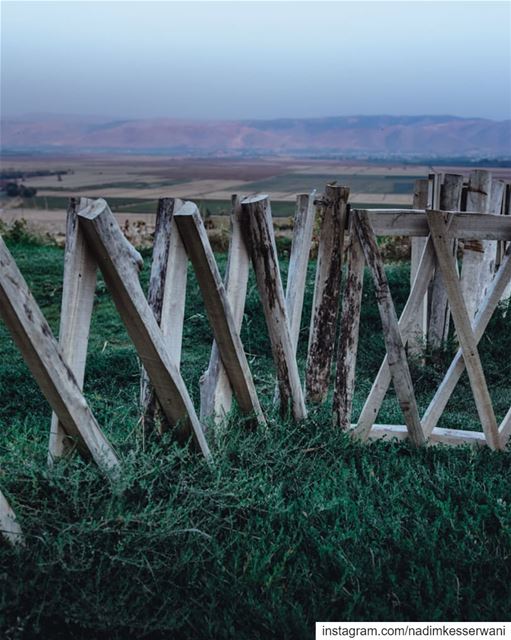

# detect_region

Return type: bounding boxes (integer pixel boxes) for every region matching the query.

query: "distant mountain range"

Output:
[1,114,510,159]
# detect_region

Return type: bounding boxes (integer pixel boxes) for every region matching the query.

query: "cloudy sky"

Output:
[1,1,510,121]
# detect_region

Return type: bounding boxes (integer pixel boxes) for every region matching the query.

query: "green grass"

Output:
[0,239,510,638]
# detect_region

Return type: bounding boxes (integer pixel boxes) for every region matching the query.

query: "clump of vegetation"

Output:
[2,182,37,198]
[0,240,510,638]
[0,218,51,246]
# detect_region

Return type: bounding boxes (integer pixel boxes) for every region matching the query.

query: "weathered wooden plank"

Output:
[174,202,265,427]
[428,174,463,348]
[499,406,511,447]
[354,210,425,446]
[286,192,317,352]
[332,226,365,429]
[495,182,509,270]
[501,184,511,303]
[360,210,511,240]
[408,179,429,355]
[77,199,210,458]
[0,488,24,546]
[354,233,439,440]
[364,423,486,447]
[306,184,349,403]
[273,192,317,405]
[422,243,511,437]
[140,197,183,432]
[240,194,306,421]
[49,197,96,462]
[426,210,500,450]
[0,236,120,475]
[460,170,491,320]
[160,209,187,366]
[200,195,250,423]
[480,179,505,301]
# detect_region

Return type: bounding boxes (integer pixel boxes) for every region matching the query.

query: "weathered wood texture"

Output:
[354,233,439,440]
[428,173,463,348]
[305,184,349,403]
[495,182,509,270]
[140,197,183,432]
[422,243,511,438]
[366,423,486,447]
[361,210,511,240]
[240,194,306,421]
[502,184,511,303]
[0,236,120,475]
[200,195,250,423]
[286,192,317,352]
[49,197,96,462]
[460,170,491,320]
[78,199,210,458]
[0,488,24,546]
[273,192,317,405]
[408,179,429,354]
[499,406,511,447]
[353,210,425,446]
[332,225,365,429]
[482,179,505,301]
[174,202,265,427]
[426,210,500,450]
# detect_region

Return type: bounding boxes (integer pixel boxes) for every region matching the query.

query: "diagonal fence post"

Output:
[78,199,210,458]
[0,237,120,476]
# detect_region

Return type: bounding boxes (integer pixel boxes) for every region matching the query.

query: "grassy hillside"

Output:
[0,237,510,638]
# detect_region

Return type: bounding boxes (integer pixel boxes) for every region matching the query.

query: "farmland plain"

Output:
[3,155,509,238]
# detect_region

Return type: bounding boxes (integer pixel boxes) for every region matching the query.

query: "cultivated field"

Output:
[4,156,509,238]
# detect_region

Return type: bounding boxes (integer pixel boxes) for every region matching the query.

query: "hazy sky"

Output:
[1,1,510,121]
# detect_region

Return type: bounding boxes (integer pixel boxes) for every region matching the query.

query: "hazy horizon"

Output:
[2,1,510,122]
[4,112,510,124]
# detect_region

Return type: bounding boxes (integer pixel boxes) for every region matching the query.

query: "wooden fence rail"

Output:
[1,169,510,544]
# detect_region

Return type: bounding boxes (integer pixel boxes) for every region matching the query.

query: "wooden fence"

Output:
[1,170,510,544]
